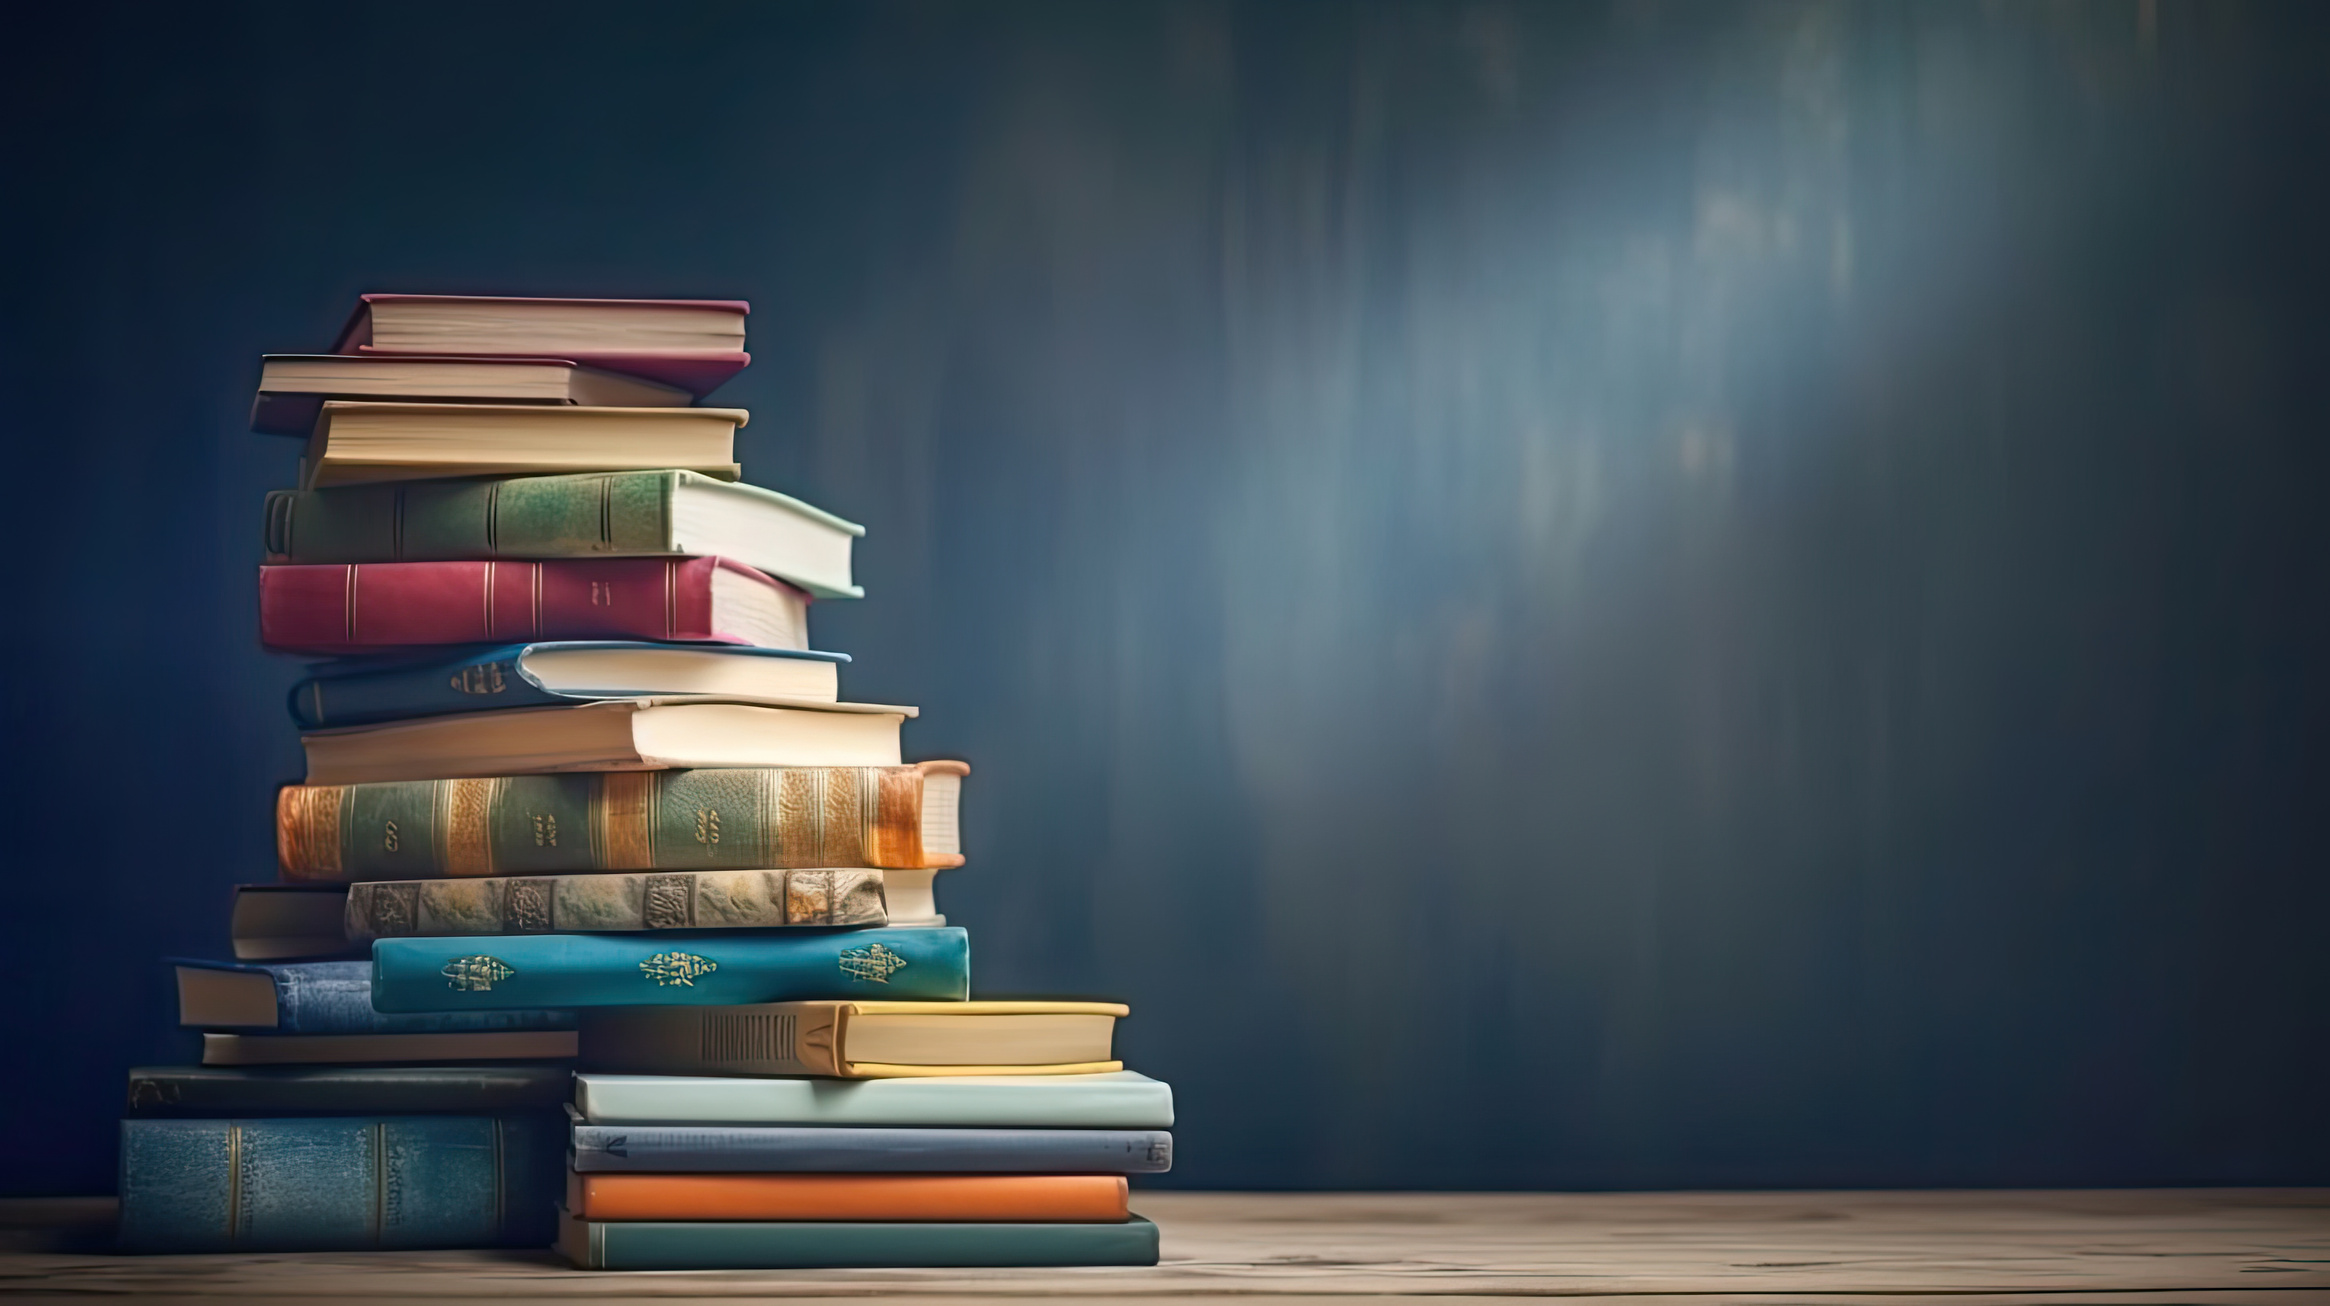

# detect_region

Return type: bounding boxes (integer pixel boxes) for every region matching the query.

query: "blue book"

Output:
[118,1116,563,1252]
[570,1120,1172,1173]
[289,641,850,728]
[559,1213,1160,1269]
[372,927,969,1012]
[173,960,575,1035]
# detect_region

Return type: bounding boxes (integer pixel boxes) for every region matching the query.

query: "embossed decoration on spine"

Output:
[439,777,501,876]
[506,879,554,931]
[639,951,719,986]
[442,955,515,991]
[598,772,655,869]
[838,942,908,983]
[275,785,346,877]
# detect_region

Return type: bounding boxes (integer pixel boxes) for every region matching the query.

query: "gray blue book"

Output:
[173,960,574,1034]
[118,1116,563,1252]
[570,1119,1172,1173]
[559,1213,1160,1269]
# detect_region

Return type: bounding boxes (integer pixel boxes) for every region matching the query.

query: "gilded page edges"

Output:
[599,772,655,869]
[439,778,501,876]
[276,785,345,879]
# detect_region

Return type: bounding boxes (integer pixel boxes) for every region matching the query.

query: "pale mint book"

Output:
[573,1070,1175,1128]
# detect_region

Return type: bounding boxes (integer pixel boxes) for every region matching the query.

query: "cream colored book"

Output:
[300,699,916,785]
[579,1002,1128,1079]
[253,355,688,435]
[301,401,744,488]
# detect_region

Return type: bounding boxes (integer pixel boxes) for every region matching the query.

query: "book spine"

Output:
[572,1073,1177,1129]
[569,1125,1174,1174]
[264,964,576,1035]
[371,927,968,1012]
[289,651,574,730]
[346,869,886,940]
[258,557,729,653]
[277,764,958,881]
[565,1215,1161,1270]
[265,473,682,564]
[567,1172,1128,1223]
[125,1065,575,1117]
[118,1116,562,1252]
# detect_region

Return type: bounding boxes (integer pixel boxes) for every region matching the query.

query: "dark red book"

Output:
[259,558,808,654]
[331,295,751,397]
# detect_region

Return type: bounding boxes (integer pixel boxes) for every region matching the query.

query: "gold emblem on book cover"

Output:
[640,951,719,986]
[441,955,515,991]
[449,663,507,694]
[838,942,908,983]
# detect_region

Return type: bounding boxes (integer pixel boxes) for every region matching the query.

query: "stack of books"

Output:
[115,295,1173,1268]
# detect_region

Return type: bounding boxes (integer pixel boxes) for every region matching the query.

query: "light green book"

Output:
[559,1212,1160,1269]
[572,1070,1175,1128]
[264,469,863,598]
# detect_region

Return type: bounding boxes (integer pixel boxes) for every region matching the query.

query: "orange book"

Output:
[563,1171,1130,1223]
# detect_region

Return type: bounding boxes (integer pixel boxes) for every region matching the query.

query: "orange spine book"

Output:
[564,1172,1130,1223]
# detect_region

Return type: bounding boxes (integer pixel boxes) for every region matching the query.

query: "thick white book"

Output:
[572,1070,1175,1129]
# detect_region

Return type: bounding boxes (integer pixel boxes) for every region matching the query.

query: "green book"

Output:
[263,470,863,598]
[558,1212,1160,1269]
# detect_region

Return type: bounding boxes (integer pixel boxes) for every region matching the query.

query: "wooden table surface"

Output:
[2,1189,2326,1303]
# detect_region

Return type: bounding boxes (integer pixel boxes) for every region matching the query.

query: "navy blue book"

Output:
[118,1116,563,1252]
[289,641,850,728]
[372,928,968,1012]
[173,960,575,1034]
[570,1120,1172,1173]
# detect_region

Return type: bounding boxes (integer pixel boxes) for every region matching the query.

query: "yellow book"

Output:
[579,1001,1127,1078]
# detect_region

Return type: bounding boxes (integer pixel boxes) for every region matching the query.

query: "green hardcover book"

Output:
[558,1212,1160,1269]
[276,762,965,882]
[263,470,863,598]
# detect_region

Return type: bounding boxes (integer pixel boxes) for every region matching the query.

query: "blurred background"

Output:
[3,0,2325,1195]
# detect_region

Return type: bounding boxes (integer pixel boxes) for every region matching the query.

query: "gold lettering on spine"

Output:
[276,785,346,878]
[599,772,655,869]
[440,778,501,877]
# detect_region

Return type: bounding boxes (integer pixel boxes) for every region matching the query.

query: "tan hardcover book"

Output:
[301,401,744,488]
[344,868,887,941]
[579,1001,1126,1079]
[252,355,689,435]
[201,1030,578,1065]
[299,699,916,785]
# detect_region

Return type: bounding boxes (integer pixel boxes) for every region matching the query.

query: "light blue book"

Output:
[118,1116,562,1252]
[172,960,574,1035]
[573,1070,1175,1128]
[371,928,968,1011]
[560,1213,1160,1269]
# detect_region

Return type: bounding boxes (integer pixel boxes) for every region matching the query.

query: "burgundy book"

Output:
[259,558,809,654]
[331,295,751,397]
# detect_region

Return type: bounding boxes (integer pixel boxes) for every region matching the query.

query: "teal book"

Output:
[117,1116,562,1252]
[371,927,968,1012]
[559,1212,1159,1269]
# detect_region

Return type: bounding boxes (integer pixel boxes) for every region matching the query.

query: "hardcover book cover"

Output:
[569,1121,1172,1173]
[559,1213,1160,1270]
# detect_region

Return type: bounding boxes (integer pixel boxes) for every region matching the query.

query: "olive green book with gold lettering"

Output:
[345,868,888,941]
[277,762,964,882]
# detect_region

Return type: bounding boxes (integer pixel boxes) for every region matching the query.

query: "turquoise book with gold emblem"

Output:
[371,927,967,1012]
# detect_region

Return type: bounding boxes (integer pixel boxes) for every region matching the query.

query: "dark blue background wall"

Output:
[4,1,2325,1195]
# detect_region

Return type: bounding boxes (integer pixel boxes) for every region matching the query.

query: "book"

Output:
[572,1070,1175,1128]
[252,355,689,436]
[264,472,863,598]
[568,1121,1173,1174]
[579,1001,1125,1078]
[334,294,750,396]
[370,927,970,1012]
[202,1031,580,1065]
[117,1115,563,1252]
[557,1213,1160,1270]
[345,868,888,941]
[300,401,745,489]
[289,642,848,729]
[258,557,808,654]
[299,699,912,785]
[230,884,358,960]
[564,1171,1128,1223]
[173,960,575,1035]
[276,761,966,881]
[127,1063,575,1117]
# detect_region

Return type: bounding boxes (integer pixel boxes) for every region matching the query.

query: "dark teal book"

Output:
[289,641,850,729]
[559,1212,1160,1269]
[371,927,968,1012]
[126,1064,573,1118]
[117,1116,562,1252]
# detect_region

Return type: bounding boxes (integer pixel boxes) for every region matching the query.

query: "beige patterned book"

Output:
[345,868,886,941]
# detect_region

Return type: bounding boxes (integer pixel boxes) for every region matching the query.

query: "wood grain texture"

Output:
[1,1189,2325,1301]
